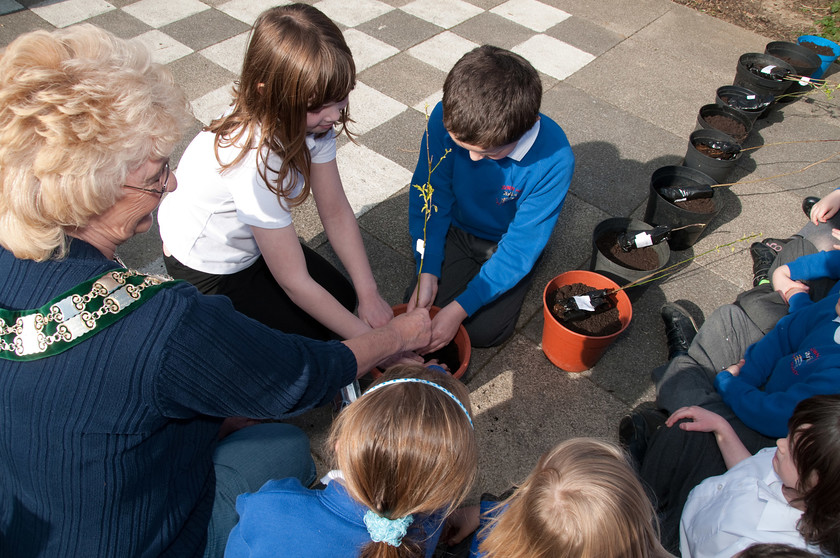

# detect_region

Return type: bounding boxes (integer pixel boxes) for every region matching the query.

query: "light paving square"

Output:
[31,0,113,28]
[343,29,399,72]
[347,81,407,136]
[407,31,478,73]
[122,0,208,28]
[216,0,289,26]
[490,0,571,33]
[190,84,234,126]
[133,30,192,65]
[315,0,392,28]
[400,0,482,29]
[199,32,249,74]
[337,142,412,216]
[513,34,596,80]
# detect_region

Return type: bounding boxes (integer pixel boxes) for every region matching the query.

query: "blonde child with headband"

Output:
[445,438,672,558]
[223,364,477,557]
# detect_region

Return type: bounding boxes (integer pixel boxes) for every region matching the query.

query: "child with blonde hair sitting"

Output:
[444,438,672,558]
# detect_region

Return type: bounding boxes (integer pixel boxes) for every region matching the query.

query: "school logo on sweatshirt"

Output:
[497,185,521,204]
[834,316,840,344]
[791,349,819,375]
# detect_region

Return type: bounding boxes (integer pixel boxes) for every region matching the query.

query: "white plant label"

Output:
[634,232,654,247]
[746,94,756,99]
[572,295,596,312]
[415,238,425,257]
[799,76,811,86]
[760,65,777,74]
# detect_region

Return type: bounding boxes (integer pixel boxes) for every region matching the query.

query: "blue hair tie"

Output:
[425,364,447,374]
[363,510,413,547]
[363,378,474,428]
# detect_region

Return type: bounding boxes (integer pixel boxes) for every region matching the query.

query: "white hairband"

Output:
[363,378,474,429]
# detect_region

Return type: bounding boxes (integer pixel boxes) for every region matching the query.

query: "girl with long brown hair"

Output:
[159,3,393,341]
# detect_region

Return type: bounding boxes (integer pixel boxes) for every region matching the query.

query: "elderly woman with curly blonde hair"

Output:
[0,25,430,558]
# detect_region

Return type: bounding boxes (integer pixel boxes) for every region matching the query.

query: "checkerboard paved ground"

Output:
[3,0,839,494]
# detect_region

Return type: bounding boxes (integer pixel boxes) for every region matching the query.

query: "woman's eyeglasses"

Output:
[123,160,170,198]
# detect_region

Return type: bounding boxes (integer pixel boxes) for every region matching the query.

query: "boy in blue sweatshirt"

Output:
[406,45,575,350]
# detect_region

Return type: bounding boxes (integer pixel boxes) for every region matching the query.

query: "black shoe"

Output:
[661,302,698,360]
[750,241,776,287]
[761,237,789,254]
[803,196,820,219]
[619,401,669,469]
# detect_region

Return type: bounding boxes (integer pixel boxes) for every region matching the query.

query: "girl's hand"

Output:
[810,189,840,225]
[387,308,432,353]
[358,292,393,329]
[442,506,481,546]
[832,228,840,251]
[665,406,728,434]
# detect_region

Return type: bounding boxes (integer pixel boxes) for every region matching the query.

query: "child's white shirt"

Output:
[679,448,825,557]
[159,126,336,275]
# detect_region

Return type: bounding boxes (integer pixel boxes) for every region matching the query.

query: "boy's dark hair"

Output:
[734,543,819,558]
[442,45,541,149]
[789,394,840,556]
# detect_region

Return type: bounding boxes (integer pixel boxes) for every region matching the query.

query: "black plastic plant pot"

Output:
[733,53,796,99]
[696,103,752,144]
[643,166,722,251]
[589,217,670,301]
[765,41,822,100]
[683,129,742,183]
[715,85,769,125]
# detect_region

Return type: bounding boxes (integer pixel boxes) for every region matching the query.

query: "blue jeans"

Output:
[204,423,316,558]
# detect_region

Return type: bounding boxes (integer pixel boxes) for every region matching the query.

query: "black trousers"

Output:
[164,244,355,341]
[406,226,540,348]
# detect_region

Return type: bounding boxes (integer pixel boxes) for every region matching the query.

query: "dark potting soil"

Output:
[674,196,716,213]
[800,41,834,56]
[694,141,737,160]
[548,282,622,337]
[596,230,660,271]
[703,114,748,142]
[424,342,460,374]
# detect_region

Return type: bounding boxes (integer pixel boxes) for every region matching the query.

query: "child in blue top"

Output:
[223,365,477,557]
[406,45,575,351]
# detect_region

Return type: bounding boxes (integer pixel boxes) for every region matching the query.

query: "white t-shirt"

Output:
[680,448,825,558]
[158,127,336,274]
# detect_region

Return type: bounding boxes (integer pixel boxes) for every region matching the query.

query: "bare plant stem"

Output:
[712,150,840,188]
[605,233,761,294]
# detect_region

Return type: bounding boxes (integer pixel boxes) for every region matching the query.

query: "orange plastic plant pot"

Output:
[542,270,632,372]
[371,303,471,380]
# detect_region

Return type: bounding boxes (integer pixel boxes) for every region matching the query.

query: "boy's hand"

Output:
[722,358,745,377]
[442,505,481,546]
[424,302,467,354]
[771,265,809,303]
[810,189,840,225]
[407,273,438,312]
[666,406,728,434]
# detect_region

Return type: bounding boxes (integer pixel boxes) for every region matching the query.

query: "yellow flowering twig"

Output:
[412,107,450,306]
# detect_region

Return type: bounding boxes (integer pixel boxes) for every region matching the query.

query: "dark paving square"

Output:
[161,8,250,51]
[86,9,150,39]
[355,9,441,51]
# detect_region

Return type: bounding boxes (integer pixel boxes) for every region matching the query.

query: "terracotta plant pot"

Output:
[372,304,471,380]
[542,271,632,373]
